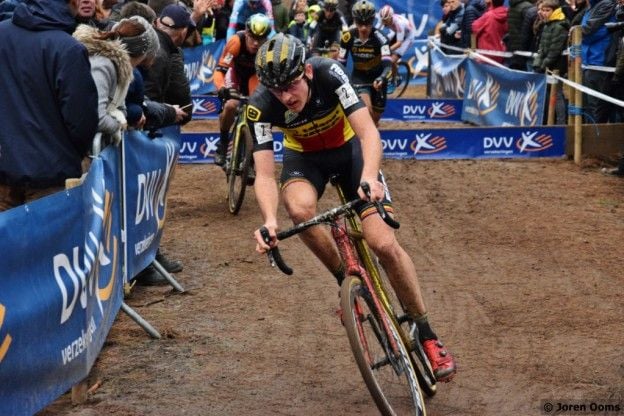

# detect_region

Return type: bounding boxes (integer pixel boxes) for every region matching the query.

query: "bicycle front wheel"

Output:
[392,61,412,98]
[227,124,253,215]
[340,275,426,416]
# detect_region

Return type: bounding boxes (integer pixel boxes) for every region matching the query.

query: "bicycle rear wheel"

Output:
[227,124,253,215]
[340,275,426,416]
[392,61,412,98]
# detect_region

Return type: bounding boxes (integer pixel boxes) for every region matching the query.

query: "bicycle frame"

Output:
[333,185,410,349]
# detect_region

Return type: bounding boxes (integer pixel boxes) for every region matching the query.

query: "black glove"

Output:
[217,86,231,100]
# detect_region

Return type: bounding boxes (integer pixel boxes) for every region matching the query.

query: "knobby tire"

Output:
[392,61,411,98]
[340,275,426,416]
[227,124,252,215]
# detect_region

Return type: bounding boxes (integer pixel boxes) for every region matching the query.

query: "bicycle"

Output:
[387,60,411,98]
[211,90,254,215]
[259,179,437,416]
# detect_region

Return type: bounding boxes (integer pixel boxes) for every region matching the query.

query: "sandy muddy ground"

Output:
[40,153,624,415]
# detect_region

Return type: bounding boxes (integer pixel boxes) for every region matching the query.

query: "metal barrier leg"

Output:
[152,260,185,293]
[120,302,161,339]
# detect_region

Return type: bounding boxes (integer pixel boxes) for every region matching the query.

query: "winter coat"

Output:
[472,5,509,63]
[506,0,534,52]
[73,24,134,145]
[0,0,98,187]
[581,0,617,65]
[143,29,192,125]
[461,1,485,48]
[440,4,466,52]
[532,8,570,74]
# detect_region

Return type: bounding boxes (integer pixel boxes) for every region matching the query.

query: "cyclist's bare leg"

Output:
[217,98,240,157]
[282,180,343,275]
[360,213,426,316]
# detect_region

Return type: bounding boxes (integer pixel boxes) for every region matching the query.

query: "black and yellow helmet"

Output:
[246,13,271,38]
[352,0,375,24]
[255,33,306,89]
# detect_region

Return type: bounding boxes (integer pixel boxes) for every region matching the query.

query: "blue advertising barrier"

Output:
[184,41,225,95]
[462,59,548,127]
[179,126,565,163]
[190,97,462,122]
[0,146,124,416]
[124,127,181,279]
[382,99,462,122]
[428,47,467,99]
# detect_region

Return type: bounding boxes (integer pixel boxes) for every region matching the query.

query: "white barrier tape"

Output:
[550,71,624,108]
[581,64,616,73]
[431,38,536,58]
[468,50,512,70]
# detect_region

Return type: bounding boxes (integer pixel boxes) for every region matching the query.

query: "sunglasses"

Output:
[268,74,305,94]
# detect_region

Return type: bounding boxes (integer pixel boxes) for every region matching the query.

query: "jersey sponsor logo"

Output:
[284,110,299,124]
[336,84,359,108]
[254,122,273,144]
[282,105,354,151]
[329,63,350,84]
[341,30,351,43]
[223,53,234,65]
[246,105,262,122]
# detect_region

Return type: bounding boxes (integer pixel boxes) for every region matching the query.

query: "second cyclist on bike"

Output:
[338,0,392,125]
[213,13,271,166]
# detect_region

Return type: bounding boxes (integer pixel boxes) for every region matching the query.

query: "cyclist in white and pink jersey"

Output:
[377,5,416,63]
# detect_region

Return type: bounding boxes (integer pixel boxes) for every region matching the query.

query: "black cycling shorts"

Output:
[279,138,394,219]
[355,84,387,114]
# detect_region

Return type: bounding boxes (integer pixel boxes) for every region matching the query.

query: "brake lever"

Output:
[360,181,400,229]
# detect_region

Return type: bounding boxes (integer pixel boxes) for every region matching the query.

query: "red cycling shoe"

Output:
[422,339,457,382]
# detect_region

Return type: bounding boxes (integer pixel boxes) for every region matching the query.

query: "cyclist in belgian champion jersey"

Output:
[248,33,457,383]
[213,13,271,166]
[338,0,392,125]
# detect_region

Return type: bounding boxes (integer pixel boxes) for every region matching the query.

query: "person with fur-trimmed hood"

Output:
[73,19,141,148]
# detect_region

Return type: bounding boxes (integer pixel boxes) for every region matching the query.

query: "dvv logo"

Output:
[428,101,456,118]
[516,131,553,152]
[192,97,219,116]
[198,135,220,159]
[198,51,217,84]
[504,82,540,126]
[54,179,118,324]
[411,133,447,154]
[466,75,500,115]
[0,303,12,363]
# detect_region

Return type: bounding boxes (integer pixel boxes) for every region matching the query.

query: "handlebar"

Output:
[260,181,400,275]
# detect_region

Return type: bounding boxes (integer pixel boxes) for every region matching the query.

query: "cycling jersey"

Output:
[338,27,392,84]
[213,31,259,95]
[247,57,365,153]
[309,10,348,50]
[377,14,416,57]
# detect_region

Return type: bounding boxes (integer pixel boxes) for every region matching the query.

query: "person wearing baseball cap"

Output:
[159,3,196,30]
